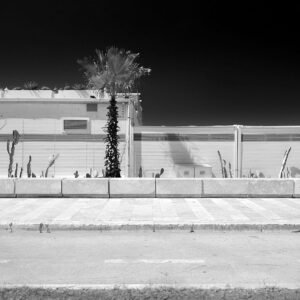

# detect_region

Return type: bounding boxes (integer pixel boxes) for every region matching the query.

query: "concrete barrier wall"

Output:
[156,179,203,197]
[292,179,300,197]
[15,179,62,197]
[0,179,15,197]
[0,178,299,198]
[201,179,294,198]
[110,178,155,198]
[62,179,109,197]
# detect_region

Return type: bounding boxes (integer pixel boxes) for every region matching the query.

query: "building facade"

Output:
[1,89,300,178]
[0,90,140,178]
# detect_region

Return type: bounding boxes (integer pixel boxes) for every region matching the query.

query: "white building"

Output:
[0,90,140,178]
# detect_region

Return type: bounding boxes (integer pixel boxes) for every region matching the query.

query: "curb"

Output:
[1,223,300,231]
[0,284,300,300]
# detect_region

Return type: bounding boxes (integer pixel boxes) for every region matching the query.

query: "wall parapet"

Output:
[0,178,299,198]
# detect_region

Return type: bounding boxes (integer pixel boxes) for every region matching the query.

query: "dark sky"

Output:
[1,1,300,126]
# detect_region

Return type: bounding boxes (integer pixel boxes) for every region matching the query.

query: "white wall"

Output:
[0,140,127,178]
[134,126,235,178]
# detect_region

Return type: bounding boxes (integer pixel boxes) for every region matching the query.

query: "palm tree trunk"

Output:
[104,92,121,177]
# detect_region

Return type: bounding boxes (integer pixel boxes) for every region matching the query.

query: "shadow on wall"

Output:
[166,134,195,165]
[167,134,215,178]
[290,167,300,178]
[166,134,214,178]
[134,133,214,178]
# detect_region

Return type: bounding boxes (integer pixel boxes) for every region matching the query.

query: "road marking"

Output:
[0,260,10,264]
[104,259,205,264]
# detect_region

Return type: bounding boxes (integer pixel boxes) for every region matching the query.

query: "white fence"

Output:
[133,125,300,178]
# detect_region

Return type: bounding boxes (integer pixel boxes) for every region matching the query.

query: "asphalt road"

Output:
[0,230,300,288]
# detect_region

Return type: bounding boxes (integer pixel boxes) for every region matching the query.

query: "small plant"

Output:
[279,147,291,178]
[155,168,164,178]
[19,166,23,178]
[223,160,228,178]
[39,223,44,233]
[281,167,291,178]
[14,163,18,178]
[27,155,32,178]
[9,222,13,233]
[217,150,225,177]
[286,167,290,178]
[45,154,59,178]
[217,150,232,178]
[228,162,233,178]
[248,169,256,178]
[14,163,23,178]
[7,130,20,177]
[138,166,143,177]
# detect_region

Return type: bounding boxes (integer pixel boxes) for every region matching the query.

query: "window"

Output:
[87,103,98,112]
[64,120,88,130]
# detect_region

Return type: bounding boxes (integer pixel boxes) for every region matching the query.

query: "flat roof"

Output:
[0,90,139,103]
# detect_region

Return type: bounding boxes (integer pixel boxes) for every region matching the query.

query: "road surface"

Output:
[0,229,300,288]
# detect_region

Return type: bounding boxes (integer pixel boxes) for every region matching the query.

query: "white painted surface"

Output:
[0,259,10,264]
[104,259,205,264]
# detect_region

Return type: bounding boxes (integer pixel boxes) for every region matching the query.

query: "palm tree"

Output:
[78,47,150,177]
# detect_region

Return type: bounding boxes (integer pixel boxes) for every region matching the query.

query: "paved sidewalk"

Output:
[0,198,300,229]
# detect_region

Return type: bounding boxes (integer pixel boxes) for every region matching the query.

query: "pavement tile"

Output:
[0,197,299,227]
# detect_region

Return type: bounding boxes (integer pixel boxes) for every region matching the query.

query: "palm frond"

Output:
[23,81,39,90]
[78,47,151,94]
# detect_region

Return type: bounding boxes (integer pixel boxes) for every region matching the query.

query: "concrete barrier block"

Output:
[292,179,300,197]
[156,179,203,197]
[62,179,109,197]
[110,178,155,198]
[202,179,294,197]
[0,179,15,197]
[15,179,62,197]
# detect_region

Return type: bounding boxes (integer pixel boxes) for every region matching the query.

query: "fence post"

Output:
[126,99,134,177]
[234,125,243,178]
